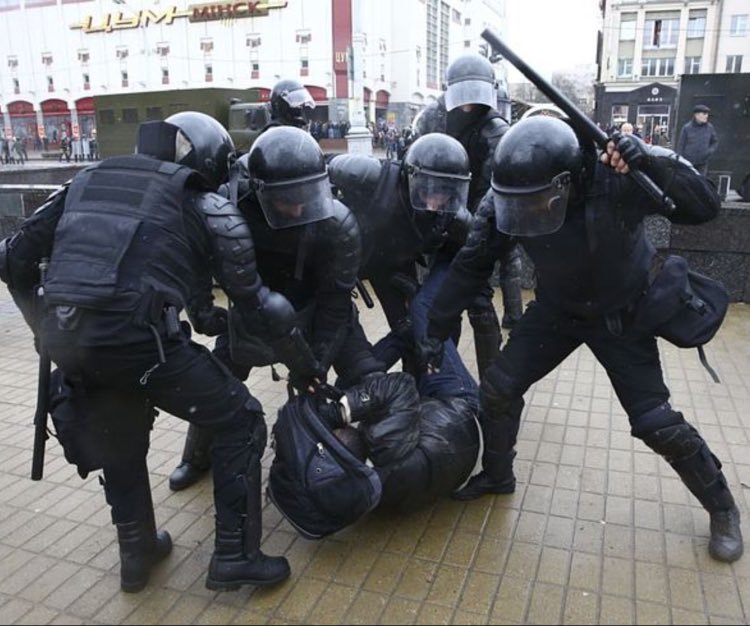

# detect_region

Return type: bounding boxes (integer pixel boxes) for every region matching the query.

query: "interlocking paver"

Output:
[1,282,749,623]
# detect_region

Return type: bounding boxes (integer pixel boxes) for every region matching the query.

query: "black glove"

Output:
[191,305,228,337]
[288,360,326,394]
[415,336,444,374]
[613,131,650,171]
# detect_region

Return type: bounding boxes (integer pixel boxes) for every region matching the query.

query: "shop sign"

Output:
[71,1,287,34]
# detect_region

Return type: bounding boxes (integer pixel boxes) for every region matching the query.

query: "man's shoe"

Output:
[169,462,209,491]
[451,470,516,501]
[709,505,744,563]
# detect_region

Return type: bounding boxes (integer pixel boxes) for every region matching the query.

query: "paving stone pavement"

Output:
[0,282,748,625]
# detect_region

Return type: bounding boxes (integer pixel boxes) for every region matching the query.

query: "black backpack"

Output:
[267,395,382,540]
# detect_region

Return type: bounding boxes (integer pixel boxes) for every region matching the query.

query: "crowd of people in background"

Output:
[0,130,99,165]
[0,135,29,165]
[599,120,671,148]
[308,119,350,142]
[368,118,415,159]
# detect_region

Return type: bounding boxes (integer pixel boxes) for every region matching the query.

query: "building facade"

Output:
[595,0,749,142]
[0,0,506,149]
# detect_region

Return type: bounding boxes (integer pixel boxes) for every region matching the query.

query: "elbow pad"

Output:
[257,290,297,338]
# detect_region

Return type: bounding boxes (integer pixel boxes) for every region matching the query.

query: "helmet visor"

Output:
[492,172,571,236]
[444,79,496,111]
[257,173,335,229]
[283,87,316,110]
[408,171,470,215]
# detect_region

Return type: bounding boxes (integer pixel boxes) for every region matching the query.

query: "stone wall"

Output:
[492,202,750,302]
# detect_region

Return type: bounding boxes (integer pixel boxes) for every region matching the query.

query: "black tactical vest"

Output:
[44,155,196,317]
[358,160,425,277]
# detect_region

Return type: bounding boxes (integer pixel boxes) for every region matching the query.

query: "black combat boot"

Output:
[169,424,213,491]
[452,397,522,501]
[709,506,743,562]
[670,444,743,563]
[116,520,173,593]
[452,451,517,500]
[205,519,290,591]
[205,444,289,591]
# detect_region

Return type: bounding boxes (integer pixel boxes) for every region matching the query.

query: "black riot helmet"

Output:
[270,78,316,128]
[403,134,471,215]
[444,53,497,112]
[136,111,235,191]
[496,79,512,124]
[246,126,334,229]
[490,116,583,237]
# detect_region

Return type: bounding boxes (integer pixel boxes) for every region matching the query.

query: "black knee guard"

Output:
[479,361,525,481]
[468,289,502,380]
[632,403,735,512]
[212,398,268,529]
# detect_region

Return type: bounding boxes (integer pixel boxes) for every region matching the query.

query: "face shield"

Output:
[283,88,315,126]
[491,172,572,236]
[444,79,496,111]
[283,87,315,110]
[255,171,335,229]
[408,169,470,215]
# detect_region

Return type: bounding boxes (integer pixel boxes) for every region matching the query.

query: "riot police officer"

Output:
[0,111,324,593]
[267,78,315,130]
[169,126,382,490]
[422,116,743,563]
[328,132,476,401]
[414,52,523,378]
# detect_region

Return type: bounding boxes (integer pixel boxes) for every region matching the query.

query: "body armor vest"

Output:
[357,160,426,277]
[44,155,196,318]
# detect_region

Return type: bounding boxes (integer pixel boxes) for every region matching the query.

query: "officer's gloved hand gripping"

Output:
[601,131,651,175]
[415,335,445,374]
[252,290,325,393]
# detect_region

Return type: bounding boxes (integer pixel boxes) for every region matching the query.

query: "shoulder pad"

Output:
[480,115,510,140]
[194,191,237,216]
[194,191,252,239]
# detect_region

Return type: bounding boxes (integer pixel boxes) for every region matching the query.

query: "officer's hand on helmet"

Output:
[191,305,228,337]
[415,336,444,375]
[601,131,650,175]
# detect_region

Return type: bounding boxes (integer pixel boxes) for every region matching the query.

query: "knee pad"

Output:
[631,403,703,462]
[481,359,524,419]
[246,402,268,456]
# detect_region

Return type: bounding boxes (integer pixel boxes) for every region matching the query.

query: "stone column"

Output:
[346,0,372,155]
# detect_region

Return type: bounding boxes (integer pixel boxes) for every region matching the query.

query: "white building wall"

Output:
[0,0,506,132]
[715,0,750,72]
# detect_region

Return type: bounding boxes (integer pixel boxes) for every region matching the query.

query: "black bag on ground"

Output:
[267,395,382,540]
[633,255,729,349]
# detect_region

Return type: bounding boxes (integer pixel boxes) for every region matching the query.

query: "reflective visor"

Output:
[257,173,334,229]
[283,87,316,110]
[491,172,571,236]
[444,79,495,111]
[408,170,470,215]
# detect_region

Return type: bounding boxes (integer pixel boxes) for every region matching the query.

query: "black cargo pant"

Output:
[44,325,266,530]
[479,299,734,513]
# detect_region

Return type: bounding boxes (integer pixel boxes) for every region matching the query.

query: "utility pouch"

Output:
[633,255,729,349]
